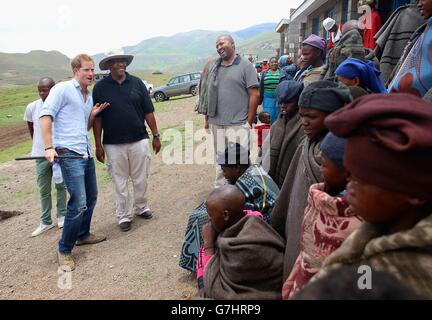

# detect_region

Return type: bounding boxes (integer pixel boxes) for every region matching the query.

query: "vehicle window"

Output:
[180,75,191,83]
[191,73,201,80]
[168,77,180,85]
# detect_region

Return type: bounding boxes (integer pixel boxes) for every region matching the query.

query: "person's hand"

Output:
[202,222,218,251]
[152,137,161,154]
[45,148,58,164]
[96,145,105,163]
[91,102,110,116]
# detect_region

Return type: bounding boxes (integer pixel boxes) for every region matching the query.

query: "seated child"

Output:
[179,143,279,273]
[310,93,432,299]
[197,185,285,299]
[282,132,362,299]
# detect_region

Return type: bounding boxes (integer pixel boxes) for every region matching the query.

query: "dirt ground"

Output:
[0,124,29,150]
[0,96,215,299]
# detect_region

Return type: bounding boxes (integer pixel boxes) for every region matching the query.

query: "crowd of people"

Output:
[22,0,432,299]
[182,0,432,299]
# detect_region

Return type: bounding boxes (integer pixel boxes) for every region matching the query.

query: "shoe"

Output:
[31,223,55,237]
[119,221,131,232]
[75,233,107,246]
[57,216,65,229]
[58,251,75,271]
[137,208,153,220]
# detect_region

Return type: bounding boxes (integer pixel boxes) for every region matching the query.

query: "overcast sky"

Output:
[1,0,303,57]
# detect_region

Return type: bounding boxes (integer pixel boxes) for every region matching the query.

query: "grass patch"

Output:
[0,139,32,164]
[0,85,38,128]
[133,71,172,88]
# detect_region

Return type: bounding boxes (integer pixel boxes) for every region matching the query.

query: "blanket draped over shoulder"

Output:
[264,112,305,188]
[179,165,280,273]
[270,137,323,280]
[312,214,432,299]
[374,4,425,84]
[323,29,365,80]
[204,215,285,300]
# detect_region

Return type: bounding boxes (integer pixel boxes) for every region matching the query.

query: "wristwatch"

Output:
[153,133,160,139]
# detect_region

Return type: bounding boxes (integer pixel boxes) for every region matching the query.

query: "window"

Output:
[180,75,191,83]
[191,73,201,80]
[168,77,179,85]
[312,16,319,36]
[342,0,349,24]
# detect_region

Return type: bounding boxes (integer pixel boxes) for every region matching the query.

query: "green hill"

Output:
[0,50,71,89]
[0,23,279,88]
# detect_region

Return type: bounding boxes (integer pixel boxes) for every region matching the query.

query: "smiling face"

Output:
[73,60,95,88]
[269,57,278,71]
[280,99,299,117]
[418,0,432,19]
[216,36,235,61]
[299,107,328,139]
[109,58,128,79]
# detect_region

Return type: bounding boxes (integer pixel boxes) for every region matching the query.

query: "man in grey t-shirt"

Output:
[205,34,260,187]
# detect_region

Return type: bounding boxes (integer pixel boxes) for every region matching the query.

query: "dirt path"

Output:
[0,96,214,299]
[0,124,29,150]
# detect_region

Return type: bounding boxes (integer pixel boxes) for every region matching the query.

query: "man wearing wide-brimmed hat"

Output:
[93,49,161,232]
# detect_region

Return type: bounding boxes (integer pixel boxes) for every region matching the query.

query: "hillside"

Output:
[0,51,71,89]
[0,23,279,88]
[93,23,279,73]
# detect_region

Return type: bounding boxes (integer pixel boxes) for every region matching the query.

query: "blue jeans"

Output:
[58,151,98,254]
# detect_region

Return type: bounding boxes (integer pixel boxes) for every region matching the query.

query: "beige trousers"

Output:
[104,139,151,224]
[209,123,251,188]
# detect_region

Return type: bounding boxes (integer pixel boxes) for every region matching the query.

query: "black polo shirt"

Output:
[93,73,155,144]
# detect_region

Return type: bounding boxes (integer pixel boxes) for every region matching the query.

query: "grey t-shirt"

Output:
[208,55,259,126]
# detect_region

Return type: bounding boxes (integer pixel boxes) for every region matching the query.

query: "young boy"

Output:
[24,77,67,237]
[197,185,285,299]
[312,93,432,299]
[255,111,271,157]
[282,132,362,299]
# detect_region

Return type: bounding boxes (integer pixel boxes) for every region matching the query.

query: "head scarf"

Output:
[335,58,387,93]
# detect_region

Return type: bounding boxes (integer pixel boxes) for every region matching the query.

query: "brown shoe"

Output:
[58,251,75,271]
[75,233,107,246]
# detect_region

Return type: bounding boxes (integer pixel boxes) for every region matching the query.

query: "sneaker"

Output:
[58,251,75,271]
[75,233,107,246]
[31,223,55,237]
[119,221,131,232]
[137,208,153,220]
[57,216,65,229]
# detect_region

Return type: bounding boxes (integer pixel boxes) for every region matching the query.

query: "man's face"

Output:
[74,60,95,87]
[109,58,127,78]
[38,82,53,102]
[418,0,432,19]
[216,37,235,60]
[301,45,321,66]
